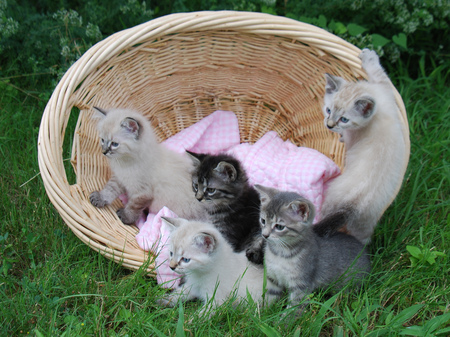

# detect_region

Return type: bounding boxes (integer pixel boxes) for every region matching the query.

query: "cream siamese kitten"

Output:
[157,217,265,312]
[314,49,407,243]
[89,107,206,224]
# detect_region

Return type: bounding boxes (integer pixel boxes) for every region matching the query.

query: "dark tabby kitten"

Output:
[187,151,264,264]
[255,184,371,316]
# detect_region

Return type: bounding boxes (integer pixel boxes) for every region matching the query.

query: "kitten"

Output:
[157,217,265,312]
[187,151,264,264]
[314,49,408,243]
[255,185,371,315]
[89,107,206,224]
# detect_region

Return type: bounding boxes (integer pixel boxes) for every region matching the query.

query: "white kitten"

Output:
[315,49,408,243]
[89,107,206,224]
[157,217,265,313]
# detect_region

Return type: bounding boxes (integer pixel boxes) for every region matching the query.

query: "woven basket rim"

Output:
[37,10,410,272]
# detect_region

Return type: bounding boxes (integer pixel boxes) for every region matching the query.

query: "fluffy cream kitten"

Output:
[89,107,206,224]
[157,217,265,313]
[314,49,407,243]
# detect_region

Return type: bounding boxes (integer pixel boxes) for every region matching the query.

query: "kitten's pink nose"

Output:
[327,120,336,128]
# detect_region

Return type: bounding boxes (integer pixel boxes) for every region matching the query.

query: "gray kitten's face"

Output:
[323,74,376,134]
[255,185,315,246]
[259,210,302,244]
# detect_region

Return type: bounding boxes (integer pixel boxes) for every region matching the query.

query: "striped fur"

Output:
[255,185,371,316]
[187,152,264,264]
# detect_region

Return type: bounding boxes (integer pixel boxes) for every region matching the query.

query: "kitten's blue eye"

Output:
[326,108,331,115]
[206,188,216,195]
[260,218,266,226]
[339,117,349,123]
[192,183,198,192]
[111,142,119,148]
[274,224,285,231]
[181,258,190,263]
[101,138,104,145]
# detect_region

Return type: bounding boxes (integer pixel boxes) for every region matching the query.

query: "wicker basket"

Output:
[37,11,410,274]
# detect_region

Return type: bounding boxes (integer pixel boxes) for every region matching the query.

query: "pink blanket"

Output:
[135,110,340,288]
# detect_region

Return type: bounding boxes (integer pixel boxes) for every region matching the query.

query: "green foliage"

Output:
[281,0,449,76]
[0,0,157,93]
[406,244,446,267]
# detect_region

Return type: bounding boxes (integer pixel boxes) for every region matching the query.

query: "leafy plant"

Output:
[406,245,446,267]
[281,0,449,75]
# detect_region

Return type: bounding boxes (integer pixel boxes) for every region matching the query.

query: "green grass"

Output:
[1,60,449,336]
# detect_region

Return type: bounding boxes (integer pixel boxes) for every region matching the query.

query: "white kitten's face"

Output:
[168,245,196,275]
[165,218,217,275]
[94,109,141,159]
[97,130,136,158]
[323,74,376,134]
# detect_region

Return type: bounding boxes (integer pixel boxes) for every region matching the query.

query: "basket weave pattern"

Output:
[38,11,410,273]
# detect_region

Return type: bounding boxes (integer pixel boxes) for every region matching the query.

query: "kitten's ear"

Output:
[354,97,375,118]
[121,117,140,138]
[161,217,184,231]
[213,162,237,182]
[288,199,315,224]
[186,150,202,167]
[92,107,107,119]
[325,74,345,94]
[193,232,216,254]
[254,184,275,207]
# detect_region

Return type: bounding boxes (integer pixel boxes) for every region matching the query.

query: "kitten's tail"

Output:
[313,208,353,237]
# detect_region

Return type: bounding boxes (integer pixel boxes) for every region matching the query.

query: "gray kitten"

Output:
[314,49,407,243]
[255,185,371,315]
[89,107,206,224]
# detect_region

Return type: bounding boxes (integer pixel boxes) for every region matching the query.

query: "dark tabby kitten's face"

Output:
[187,152,246,209]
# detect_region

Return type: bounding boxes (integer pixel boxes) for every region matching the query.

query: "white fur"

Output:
[159,218,265,312]
[321,49,407,243]
[93,108,206,221]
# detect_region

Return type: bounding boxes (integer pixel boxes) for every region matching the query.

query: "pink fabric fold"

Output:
[134,110,340,288]
[135,207,182,288]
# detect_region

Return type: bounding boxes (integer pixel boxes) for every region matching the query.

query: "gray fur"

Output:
[255,185,371,315]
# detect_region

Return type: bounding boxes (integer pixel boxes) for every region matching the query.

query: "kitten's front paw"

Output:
[116,208,137,225]
[89,191,107,208]
[246,246,264,265]
[359,49,379,69]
